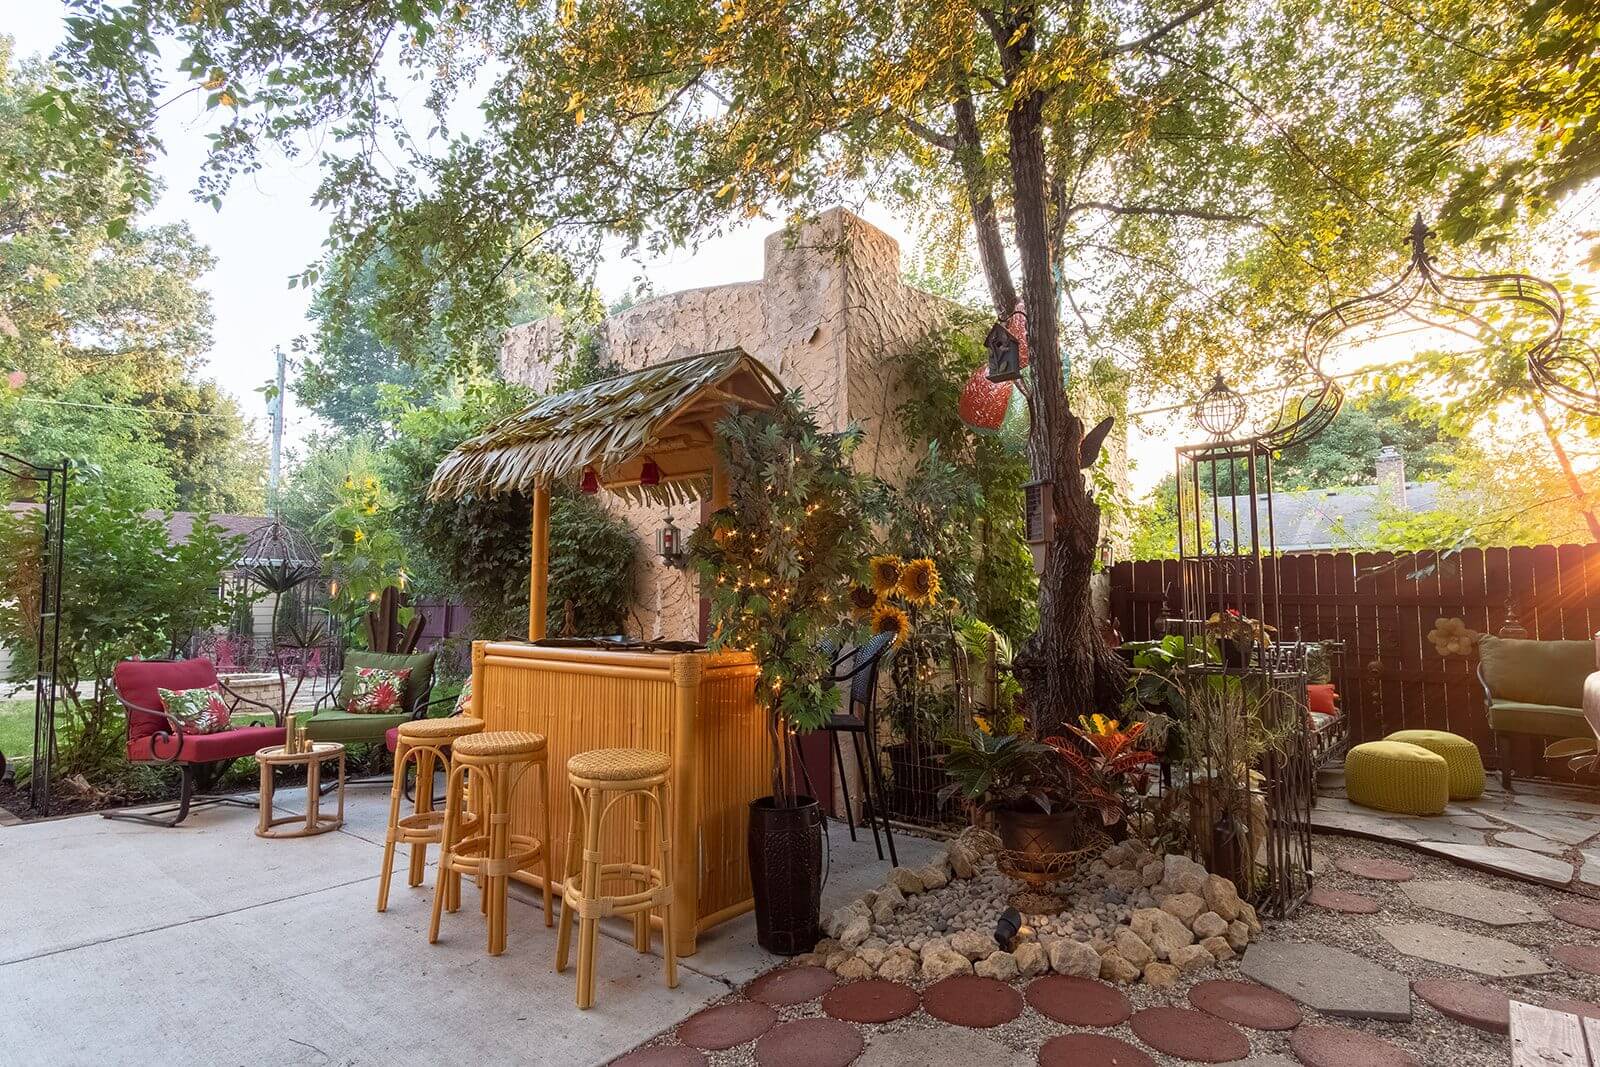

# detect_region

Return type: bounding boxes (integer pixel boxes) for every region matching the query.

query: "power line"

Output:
[14,396,243,420]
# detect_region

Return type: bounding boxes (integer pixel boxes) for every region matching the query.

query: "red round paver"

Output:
[610,1048,708,1067]
[1334,855,1415,881]
[1551,899,1600,932]
[677,1002,778,1051]
[1189,979,1303,1031]
[1308,886,1381,914]
[1552,944,1600,976]
[755,1018,863,1067]
[1024,975,1132,1027]
[1128,1006,1250,1063]
[1290,1024,1418,1066]
[1413,978,1511,1034]
[924,975,1024,1028]
[821,978,920,1023]
[1038,1033,1156,1067]
[748,965,837,1006]
[1544,996,1600,1021]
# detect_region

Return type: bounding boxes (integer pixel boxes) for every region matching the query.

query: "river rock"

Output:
[1114,927,1155,968]
[1205,875,1243,922]
[1015,941,1049,977]
[1049,937,1102,977]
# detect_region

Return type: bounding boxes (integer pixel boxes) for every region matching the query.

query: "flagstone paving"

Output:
[1398,879,1551,925]
[1239,942,1414,1021]
[1551,898,1600,931]
[1378,922,1552,978]
[1496,831,1566,854]
[1413,840,1576,886]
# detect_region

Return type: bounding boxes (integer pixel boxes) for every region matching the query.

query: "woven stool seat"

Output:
[1383,729,1485,800]
[567,747,670,782]
[1346,740,1450,816]
[453,730,546,760]
[397,716,486,742]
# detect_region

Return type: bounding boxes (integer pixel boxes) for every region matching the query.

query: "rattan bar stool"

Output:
[377,715,485,913]
[556,747,678,1009]
[428,730,554,956]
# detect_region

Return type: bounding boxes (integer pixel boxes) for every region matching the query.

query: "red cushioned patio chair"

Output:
[104,657,287,827]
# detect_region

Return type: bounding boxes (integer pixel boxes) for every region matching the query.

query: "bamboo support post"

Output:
[529,483,551,640]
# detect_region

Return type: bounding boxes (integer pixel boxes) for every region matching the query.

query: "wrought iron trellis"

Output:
[0,452,69,815]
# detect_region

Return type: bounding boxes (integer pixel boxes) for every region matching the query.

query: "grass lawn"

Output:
[1,697,36,759]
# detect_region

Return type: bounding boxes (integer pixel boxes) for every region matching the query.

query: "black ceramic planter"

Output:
[748,795,823,955]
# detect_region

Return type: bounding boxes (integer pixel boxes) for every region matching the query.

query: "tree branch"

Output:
[951,87,1017,316]
[1107,0,1225,55]
[898,112,957,153]
[1064,200,1260,225]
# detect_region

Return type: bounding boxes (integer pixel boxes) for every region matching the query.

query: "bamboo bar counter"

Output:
[429,349,788,957]
[471,640,765,955]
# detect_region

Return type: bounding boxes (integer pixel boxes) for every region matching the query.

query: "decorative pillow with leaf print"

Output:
[346,666,411,714]
[159,685,233,735]
[453,675,474,715]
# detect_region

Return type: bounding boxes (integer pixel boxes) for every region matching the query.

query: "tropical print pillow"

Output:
[346,666,411,714]
[159,685,233,735]
[453,675,474,715]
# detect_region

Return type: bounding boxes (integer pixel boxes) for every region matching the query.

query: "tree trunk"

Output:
[1003,82,1126,736]
[1533,398,1600,542]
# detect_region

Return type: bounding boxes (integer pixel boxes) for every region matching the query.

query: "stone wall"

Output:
[499,207,1130,640]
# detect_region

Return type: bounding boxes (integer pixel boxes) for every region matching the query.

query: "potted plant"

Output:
[938,726,1081,875]
[1205,608,1276,668]
[1044,714,1157,841]
[689,394,873,955]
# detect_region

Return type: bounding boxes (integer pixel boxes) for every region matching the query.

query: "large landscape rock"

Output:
[1049,937,1102,978]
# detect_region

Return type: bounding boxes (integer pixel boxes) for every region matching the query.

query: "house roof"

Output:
[429,347,784,504]
[3,504,319,564]
[1214,481,1441,553]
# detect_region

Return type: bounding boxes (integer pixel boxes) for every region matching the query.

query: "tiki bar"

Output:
[427,348,784,956]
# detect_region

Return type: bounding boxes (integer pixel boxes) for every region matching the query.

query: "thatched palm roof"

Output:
[429,348,783,504]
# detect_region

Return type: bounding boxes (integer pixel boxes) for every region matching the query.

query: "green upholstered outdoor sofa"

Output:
[1478,634,1596,791]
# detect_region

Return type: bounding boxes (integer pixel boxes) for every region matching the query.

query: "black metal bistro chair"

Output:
[818,630,899,867]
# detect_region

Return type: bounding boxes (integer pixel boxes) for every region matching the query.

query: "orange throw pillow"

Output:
[1307,683,1338,716]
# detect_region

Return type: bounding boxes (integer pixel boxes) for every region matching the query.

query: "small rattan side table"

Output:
[256,741,346,838]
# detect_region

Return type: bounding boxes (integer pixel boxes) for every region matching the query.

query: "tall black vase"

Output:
[748,795,823,955]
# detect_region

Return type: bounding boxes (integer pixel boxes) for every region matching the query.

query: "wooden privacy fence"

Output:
[1109,546,1600,779]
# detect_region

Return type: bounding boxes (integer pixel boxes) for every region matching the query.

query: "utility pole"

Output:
[267,345,286,509]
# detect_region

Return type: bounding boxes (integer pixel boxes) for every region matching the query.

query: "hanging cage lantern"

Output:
[1196,372,1247,439]
[240,517,321,594]
[655,514,686,568]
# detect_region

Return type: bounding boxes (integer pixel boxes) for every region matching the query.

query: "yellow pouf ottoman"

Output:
[1345,741,1450,816]
[1383,729,1486,801]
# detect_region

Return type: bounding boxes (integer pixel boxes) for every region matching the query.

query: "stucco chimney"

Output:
[1376,445,1406,508]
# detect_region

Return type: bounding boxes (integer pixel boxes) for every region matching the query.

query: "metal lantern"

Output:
[656,514,686,568]
[1099,536,1114,569]
[240,516,321,594]
[1196,372,1246,439]
[1023,480,1053,574]
[985,321,1022,383]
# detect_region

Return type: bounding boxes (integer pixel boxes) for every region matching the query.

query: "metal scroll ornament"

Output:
[1268,214,1600,449]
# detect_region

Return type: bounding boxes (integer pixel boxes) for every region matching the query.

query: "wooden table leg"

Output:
[257,759,272,836]
[337,751,346,825]
[306,754,321,835]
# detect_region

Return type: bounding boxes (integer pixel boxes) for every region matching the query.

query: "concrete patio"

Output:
[0,784,937,1066]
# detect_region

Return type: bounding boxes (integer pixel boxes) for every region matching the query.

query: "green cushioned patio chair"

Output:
[1478,634,1597,792]
[305,649,452,752]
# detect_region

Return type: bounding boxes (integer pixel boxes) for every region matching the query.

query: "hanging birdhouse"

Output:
[1023,480,1053,573]
[985,320,1022,383]
[655,514,686,568]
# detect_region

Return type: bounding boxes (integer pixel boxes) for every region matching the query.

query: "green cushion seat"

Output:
[304,708,413,744]
[1487,699,1592,741]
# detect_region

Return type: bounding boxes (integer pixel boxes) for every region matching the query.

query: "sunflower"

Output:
[871,603,911,647]
[897,557,941,606]
[848,584,879,619]
[869,554,903,595]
